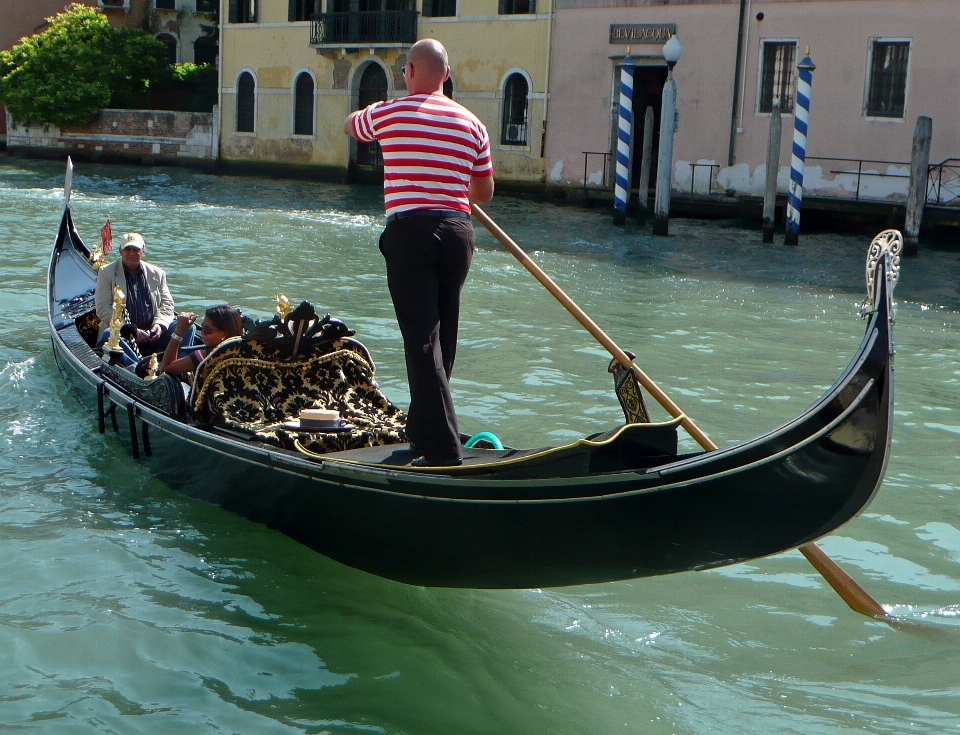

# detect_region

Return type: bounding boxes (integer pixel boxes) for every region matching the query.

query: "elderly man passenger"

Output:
[94,232,188,356]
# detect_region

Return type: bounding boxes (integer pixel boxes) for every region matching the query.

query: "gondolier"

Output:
[344,38,495,467]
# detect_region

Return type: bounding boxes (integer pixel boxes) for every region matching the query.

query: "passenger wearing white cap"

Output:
[94,231,179,355]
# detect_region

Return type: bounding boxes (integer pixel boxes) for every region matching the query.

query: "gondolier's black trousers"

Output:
[379,215,475,463]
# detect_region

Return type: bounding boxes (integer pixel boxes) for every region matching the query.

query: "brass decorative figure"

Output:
[88,241,105,272]
[274,293,293,319]
[144,353,160,381]
[103,286,126,353]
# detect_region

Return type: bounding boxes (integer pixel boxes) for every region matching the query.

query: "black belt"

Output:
[385,209,471,225]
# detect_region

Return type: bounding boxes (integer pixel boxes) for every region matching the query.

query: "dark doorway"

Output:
[356,64,388,167]
[630,66,667,204]
[611,65,667,203]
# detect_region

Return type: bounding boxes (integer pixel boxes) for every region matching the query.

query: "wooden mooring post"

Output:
[762,101,783,243]
[904,115,932,256]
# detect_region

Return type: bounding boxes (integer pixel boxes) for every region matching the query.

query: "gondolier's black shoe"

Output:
[406,442,424,457]
[411,457,463,468]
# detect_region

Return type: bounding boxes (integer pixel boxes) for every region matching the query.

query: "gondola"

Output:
[48,168,900,590]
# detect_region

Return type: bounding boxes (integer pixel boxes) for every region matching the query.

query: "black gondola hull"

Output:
[48,207,895,589]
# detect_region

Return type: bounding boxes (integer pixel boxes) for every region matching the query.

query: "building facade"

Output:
[151,0,220,66]
[217,0,553,182]
[546,0,960,206]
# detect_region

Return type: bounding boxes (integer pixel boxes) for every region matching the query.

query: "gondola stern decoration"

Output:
[860,229,901,324]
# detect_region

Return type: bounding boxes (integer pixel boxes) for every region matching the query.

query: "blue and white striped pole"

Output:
[785,49,816,246]
[613,51,635,225]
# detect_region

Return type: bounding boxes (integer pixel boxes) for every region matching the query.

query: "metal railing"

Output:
[805,156,909,201]
[581,151,612,197]
[575,151,960,207]
[927,158,960,205]
[688,162,720,197]
[310,10,417,45]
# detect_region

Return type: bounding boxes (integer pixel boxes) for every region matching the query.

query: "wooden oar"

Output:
[471,203,888,620]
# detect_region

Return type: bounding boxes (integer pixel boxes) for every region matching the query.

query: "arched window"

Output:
[355,64,388,166]
[294,72,315,135]
[237,72,256,133]
[193,36,218,66]
[500,73,528,146]
[156,33,178,65]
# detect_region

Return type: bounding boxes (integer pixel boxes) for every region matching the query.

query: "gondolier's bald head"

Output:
[405,39,449,94]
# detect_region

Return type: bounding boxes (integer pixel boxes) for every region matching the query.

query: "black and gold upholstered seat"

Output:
[189,302,407,454]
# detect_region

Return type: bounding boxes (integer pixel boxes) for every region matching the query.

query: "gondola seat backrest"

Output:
[189,302,406,453]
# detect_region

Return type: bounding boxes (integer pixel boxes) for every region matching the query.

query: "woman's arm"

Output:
[159,312,197,374]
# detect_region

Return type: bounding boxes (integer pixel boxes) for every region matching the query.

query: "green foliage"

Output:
[135,62,217,113]
[170,62,209,84]
[0,4,168,128]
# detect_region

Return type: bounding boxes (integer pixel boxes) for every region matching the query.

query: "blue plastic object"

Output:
[464,431,504,450]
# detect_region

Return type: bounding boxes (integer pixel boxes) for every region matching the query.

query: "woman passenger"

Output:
[159,304,243,377]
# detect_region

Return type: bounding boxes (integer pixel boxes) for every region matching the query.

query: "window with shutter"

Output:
[498,0,533,14]
[865,40,909,118]
[294,73,315,135]
[423,0,455,17]
[230,0,257,23]
[237,73,256,132]
[289,0,316,21]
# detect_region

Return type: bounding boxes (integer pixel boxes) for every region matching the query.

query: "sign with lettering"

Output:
[609,23,676,44]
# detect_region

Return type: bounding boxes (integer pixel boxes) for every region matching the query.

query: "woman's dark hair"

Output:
[205,304,243,338]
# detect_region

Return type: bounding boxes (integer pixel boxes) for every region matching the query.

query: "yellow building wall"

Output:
[219,0,552,183]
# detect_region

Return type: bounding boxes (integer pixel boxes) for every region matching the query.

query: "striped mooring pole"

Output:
[613,51,635,225]
[785,48,816,246]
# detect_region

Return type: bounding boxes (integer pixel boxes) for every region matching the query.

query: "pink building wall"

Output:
[546,0,960,204]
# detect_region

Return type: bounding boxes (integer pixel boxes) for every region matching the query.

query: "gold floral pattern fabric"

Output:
[191,335,407,454]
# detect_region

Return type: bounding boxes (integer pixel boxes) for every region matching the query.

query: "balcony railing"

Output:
[310,10,417,46]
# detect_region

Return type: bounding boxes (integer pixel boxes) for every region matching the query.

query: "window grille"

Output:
[294,73,315,135]
[237,73,255,132]
[866,41,909,118]
[500,73,528,146]
[758,41,796,113]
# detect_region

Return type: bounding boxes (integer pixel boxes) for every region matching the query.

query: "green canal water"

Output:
[1,159,959,734]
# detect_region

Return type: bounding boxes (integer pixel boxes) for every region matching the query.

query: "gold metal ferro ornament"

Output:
[274,293,293,318]
[104,285,126,353]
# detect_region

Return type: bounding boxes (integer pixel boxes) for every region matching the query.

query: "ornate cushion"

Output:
[190,307,407,454]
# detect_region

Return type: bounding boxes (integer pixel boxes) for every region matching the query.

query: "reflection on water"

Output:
[2,159,959,733]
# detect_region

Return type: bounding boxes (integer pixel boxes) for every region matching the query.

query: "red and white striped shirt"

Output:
[351,92,493,217]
